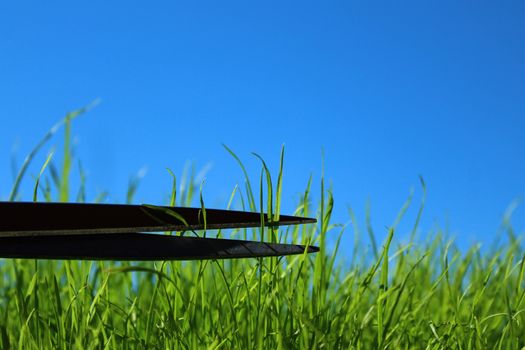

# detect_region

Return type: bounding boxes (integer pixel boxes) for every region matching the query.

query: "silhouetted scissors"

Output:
[0,202,318,260]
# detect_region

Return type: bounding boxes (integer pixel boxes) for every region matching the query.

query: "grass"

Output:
[1,107,525,349]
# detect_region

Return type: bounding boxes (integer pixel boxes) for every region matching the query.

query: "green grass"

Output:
[2,107,525,349]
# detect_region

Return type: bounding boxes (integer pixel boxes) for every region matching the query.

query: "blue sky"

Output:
[1,1,524,251]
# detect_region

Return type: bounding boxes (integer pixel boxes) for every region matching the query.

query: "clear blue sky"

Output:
[1,1,524,251]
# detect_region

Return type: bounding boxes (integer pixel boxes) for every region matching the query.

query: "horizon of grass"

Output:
[1,106,524,349]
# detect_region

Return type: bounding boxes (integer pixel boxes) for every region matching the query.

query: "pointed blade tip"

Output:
[307,245,320,253]
[276,215,317,226]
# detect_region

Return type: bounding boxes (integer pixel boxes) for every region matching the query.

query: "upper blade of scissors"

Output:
[0,202,316,237]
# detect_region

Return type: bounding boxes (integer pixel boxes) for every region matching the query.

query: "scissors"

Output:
[0,202,318,260]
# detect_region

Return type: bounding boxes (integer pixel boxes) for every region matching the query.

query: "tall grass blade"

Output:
[9,100,98,201]
[32,149,54,202]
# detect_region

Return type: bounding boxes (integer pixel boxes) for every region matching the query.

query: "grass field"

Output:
[1,109,524,349]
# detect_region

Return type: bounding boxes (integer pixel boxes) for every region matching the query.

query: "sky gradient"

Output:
[1,1,524,251]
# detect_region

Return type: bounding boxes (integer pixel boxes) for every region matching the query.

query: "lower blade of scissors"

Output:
[0,233,319,260]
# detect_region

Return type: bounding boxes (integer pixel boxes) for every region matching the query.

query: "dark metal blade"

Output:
[0,233,320,260]
[0,202,316,237]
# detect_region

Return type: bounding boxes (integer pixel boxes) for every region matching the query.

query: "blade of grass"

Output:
[32,148,55,202]
[9,100,98,201]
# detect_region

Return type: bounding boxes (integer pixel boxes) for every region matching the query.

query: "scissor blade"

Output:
[0,202,316,237]
[0,233,319,260]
